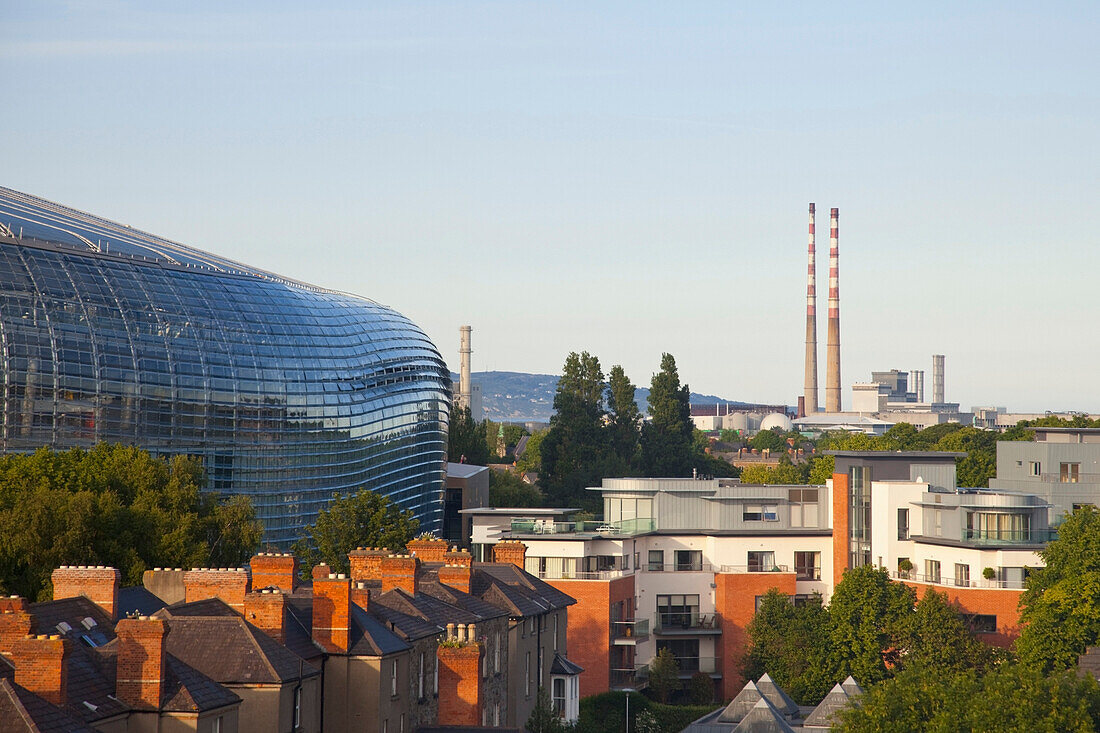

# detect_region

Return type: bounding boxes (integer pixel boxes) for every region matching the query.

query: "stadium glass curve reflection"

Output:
[0,187,451,547]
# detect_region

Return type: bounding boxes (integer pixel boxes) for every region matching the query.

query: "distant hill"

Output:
[451,371,754,423]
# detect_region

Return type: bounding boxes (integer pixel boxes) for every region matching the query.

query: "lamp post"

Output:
[623,687,635,733]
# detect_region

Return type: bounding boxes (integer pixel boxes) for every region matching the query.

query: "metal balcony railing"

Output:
[530,569,632,581]
[667,656,719,675]
[960,529,1057,546]
[644,563,715,573]
[653,613,720,633]
[612,619,650,640]
[891,570,1028,590]
[610,664,649,689]
[509,518,655,536]
[717,564,791,574]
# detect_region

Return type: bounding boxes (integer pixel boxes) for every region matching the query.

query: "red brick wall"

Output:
[12,635,69,706]
[348,548,389,581]
[445,548,473,568]
[351,581,370,611]
[183,568,250,611]
[903,581,1024,647]
[715,571,798,700]
[832,473,850,589]
[381,555,419,595]
[492,540,527,569]
[437,643,482,726]
[51,565,121,620]
[408,538,449,563]
[115,616,168,710]
[244,590,287,643]
[250,553,298,593]
[438,564,472,593]
[548,575,634,698]
[313,575,351,653]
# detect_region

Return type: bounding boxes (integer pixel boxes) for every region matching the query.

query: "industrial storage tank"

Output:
[759,413,793,433]
[0,187,451,546]
[723,413,750,432]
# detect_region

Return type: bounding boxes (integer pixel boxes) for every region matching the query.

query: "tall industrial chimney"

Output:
[824,208,842,412]
[802,203,819,416]
[932,354,945,404]
[458,326,472,412]
[912,370,925,403]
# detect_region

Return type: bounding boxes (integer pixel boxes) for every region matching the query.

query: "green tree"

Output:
[933,427,997,488]
[897,588,996,675]
[292,490,418,575]
[687,671,715,704]
[749,429,786,452]
[0,444,262,600]
[516,429,547,474]
[827,566,915,686]
[744,589,833,704]
[1017,505,1100,673]
[606,365,642,474]
[739,462,803,486]
[527,686,564,733]
[807,455,835,485]
[648,647,682,703]
[540,352,608,511]
[448,405,490,465]
[641,353,694,478]
[489,470,543,508]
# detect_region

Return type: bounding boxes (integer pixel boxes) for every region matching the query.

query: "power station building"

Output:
[0,187,451,546]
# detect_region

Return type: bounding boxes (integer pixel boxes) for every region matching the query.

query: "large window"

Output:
[897,508,909,540]
[657,594,699,628]
[605,497,654,526]
[747,551,776,572]
[552,677,566,716]
[789,488,819,527]
[675,550,702,571]
[744,504,779,522]
[966,512,1031,542]
[954,563,970,587]
[656,639,700,672]
[648,550,664,571]
[1061,463,1080,483]
[848,466,872,568]
[794,551,821,581]
[925,559,941,583]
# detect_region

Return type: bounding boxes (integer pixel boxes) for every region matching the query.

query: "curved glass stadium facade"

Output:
[0,187,451,546]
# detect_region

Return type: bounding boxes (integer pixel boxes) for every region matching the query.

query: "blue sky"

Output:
[3,2,1098,412]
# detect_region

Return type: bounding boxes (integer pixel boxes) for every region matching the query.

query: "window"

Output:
[656,638,700,672]
[925,559,941,583]
[934,509,942,537]
[293,686,302,728]
[848,465,872,569]
[383,720,388,733]
[963,614,997,634]
[675,550,702,571]
[494,705,500,727]
[744,504,779,521]
[434,655,439,694]
[528,617,535,635]
[553,615,559,651]
[966,512,1031,542]
[213,716,223,733]
[553,677,566,716]
[400,714,405,733]
[657,594,700,629]
[493,633,500,673]
[391,659,398,697]
[897,557,912,578]
[525,651,531,697]
[419,652,425,699]
[1029,461,1041,477]
[789,488,819,527]
[794,551,821,581]
[897,508,909,540]
[648,550,664,571]
[1061,463,1080,483]
[747,551,776,572]
[954,563,970,587]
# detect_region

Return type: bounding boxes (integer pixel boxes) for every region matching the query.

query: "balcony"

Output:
[611,664,649,690]
[509,518,656,536]
[960,528,1057,547]
[529,569,632,581]
[716,564,791,574]
[653,613,720,635]
[891,570,1027,590]
[667,656,719,677]
[645,563,715,573]
[612,619,650,644]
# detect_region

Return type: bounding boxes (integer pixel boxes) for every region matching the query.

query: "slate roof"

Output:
[367,600,445,642]
[160,656,243,712]
[28,597,114,644]
[550,653,584,676]
[755,673,800,718]
[152,614,319,684]
[469,562,575,615]
[419,579,511,620]
[0,678,94,733]
[804,683,856,729]
[732,698,796,733]
[117,586,168,618]
[352,606,412,656]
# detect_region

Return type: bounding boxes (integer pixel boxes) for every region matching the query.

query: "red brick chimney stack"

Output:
[445,546,473,569]
[115,616,168,710]
[244,589,287,644]
[311,563,332,580]
[407,536,449,563]
[0,597,35,654]
[51,566,121,620]
[183,568,251,611]
[437,623,482,726]
[381,555,420,595]
[438,563,472,594]
[312,574,351,653]
[12,634,70,706]
[348,548,390,582]
[492,540,527,570]
[351,581,370,612]
[250,553,299,593]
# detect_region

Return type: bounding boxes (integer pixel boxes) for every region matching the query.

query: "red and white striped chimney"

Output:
[825,207,842,412]
[803,203,819,416]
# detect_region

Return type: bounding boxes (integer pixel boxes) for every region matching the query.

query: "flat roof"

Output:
[458,507,579,515]
[1032,427,1100,433]
[826,450,965,459]
[446,462,490,478]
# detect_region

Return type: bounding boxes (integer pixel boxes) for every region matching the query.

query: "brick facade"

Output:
[493,540,527,569]
[445,547,473,568]
[715,571,798,700]
[348,548,389,581]
[115,616,168,710]
[438,564,472,593]
[408,537,449,563]
[0,597,34,652]
[381,555,420,595]
[903,581,1024,647]
[351,581,371,611]
[51,565,121,620]
[250,553,298,593]
[437,640,482,726]
[244,589,287,644]
[547,575,634,697]
[12,634,70,706]
[183,568,250,611]
[831,472,850,588]
[313,574,351,653]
